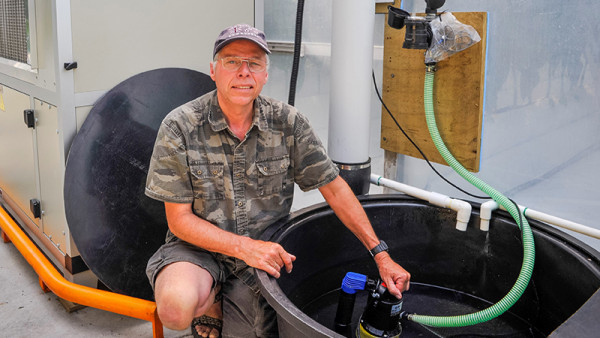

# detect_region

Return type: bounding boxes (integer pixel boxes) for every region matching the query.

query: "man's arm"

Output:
[164,202,295,278]
[318,176,411,298]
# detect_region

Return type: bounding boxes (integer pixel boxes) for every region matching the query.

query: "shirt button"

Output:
[237,201,243,207]
[236,173,242,177]
[281,163,286,169]
[263,167,269,172]
[197,170,202,175]
[212,170,219,175]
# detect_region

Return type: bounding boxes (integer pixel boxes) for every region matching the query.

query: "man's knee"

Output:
[154,262,215,329]
[157,303,193,331]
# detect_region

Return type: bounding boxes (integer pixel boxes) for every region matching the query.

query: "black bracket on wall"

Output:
[30,199,41,219]
[23,109,35,129]
[64,62,78,70]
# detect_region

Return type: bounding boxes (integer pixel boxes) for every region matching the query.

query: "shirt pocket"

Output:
[190,162,225,200]
[257,156,290,196]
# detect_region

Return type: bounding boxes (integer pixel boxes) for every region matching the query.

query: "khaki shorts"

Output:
[146,239,278,337]
[146,239,225,290]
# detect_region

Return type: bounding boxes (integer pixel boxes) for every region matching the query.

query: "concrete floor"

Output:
[0,235,187,338]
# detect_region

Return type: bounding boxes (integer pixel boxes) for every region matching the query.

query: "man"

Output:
[145,24,410,338]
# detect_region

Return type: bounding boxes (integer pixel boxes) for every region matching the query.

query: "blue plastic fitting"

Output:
[341,272,368,294]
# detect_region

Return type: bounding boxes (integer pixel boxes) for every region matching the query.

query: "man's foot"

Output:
[191,297,222,338]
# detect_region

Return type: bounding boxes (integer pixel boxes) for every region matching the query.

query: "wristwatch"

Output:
[369,240,389,258]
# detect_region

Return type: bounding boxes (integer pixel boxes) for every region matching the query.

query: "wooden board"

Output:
[381,12,487,172]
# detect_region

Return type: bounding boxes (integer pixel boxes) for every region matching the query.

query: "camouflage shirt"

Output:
[145,90,339,241]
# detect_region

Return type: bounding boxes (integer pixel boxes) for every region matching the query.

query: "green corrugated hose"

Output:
[406,68,536,327]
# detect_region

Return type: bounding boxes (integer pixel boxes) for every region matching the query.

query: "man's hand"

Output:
[374,252,411,299]
[242,239,296,278]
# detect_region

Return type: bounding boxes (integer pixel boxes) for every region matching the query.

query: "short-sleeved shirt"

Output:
[145,90,339,241]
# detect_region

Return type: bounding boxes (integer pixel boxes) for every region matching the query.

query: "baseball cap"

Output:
[213,24,271,57]
[213,24,271,58]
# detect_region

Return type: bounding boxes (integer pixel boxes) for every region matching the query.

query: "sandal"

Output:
[191,315,223,338]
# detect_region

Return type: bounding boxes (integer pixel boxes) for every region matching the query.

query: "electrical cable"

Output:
[372,70,490,199]
[508,197,524,231]
[288,0,305,106]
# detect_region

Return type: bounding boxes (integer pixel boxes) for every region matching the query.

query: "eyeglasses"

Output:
[217,56,268,73]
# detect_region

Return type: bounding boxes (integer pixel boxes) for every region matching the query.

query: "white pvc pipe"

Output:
[328,0,374,164]
[480,200,600,239]
[371,174,472,231]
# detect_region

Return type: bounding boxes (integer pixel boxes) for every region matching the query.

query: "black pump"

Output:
[334,272,403,338]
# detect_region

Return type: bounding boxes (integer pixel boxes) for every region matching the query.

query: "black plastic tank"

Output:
[257,195,600,337]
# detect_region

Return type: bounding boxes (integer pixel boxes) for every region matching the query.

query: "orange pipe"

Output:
[0,206,163,338]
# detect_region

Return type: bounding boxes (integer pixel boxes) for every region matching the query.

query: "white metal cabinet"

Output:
[0,85,39,226]
[35,99,69,253]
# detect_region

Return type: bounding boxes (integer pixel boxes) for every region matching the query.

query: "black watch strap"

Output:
[369,240,388,257]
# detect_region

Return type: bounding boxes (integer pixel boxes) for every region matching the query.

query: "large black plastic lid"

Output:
[64,68,215,300]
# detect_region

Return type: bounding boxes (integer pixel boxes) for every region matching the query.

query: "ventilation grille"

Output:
[0,0,28,64]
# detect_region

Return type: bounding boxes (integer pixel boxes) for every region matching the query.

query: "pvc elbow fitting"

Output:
[450,199,471,231]
[429,192,471,231]
[479,201,499,232]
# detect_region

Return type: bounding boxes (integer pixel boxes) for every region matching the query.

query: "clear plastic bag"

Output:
[425,12,481,63]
